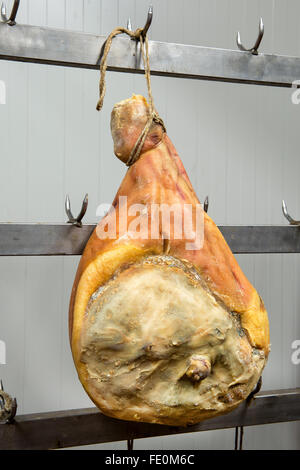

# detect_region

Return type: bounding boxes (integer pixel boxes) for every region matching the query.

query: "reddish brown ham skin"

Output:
[70,134,256,339]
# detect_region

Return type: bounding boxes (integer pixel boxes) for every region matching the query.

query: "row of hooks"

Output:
[1,2,265,55]
[64,194,209,227]
[65,194,300,227]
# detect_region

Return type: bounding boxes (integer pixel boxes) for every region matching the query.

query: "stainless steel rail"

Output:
[0,223,299,256]
[1,22,300,87]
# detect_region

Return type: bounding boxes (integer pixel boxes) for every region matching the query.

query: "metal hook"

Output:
[203,195,209,213]
[236,17,264,55]
[127,5,153,39]
[282,200,300,226]
[127,439,134,450]
[1,0,20,26]
[234,376,262,448]
[246,375,262,406]
[65,193,88,228]
[0,380,17,424]
[234,426,244,450]
[141,5,153,39]
[127,17,132,32]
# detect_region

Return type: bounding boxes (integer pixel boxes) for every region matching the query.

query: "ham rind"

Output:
[69,95,269,426]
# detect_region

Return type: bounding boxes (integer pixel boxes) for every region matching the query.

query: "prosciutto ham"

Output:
[69,94,269,426]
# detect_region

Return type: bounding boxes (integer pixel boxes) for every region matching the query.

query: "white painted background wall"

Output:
[0,0,299,450]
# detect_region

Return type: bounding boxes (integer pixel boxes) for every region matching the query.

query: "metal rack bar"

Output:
[0,388,299,450]
[0,224,299,256]
[1,23,300,87]
[0,224,95,256]
[220,225,300,253]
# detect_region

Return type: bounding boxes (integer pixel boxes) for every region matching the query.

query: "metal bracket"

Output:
[1,0,20,26]
[236,17,264,55]
[0,380,17,424]
[65,194,88,228]
[282,200,300,226]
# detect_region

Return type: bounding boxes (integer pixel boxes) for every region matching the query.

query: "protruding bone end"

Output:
[185,355,211,382]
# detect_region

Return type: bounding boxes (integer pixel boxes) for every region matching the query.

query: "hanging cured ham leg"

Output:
[69,94,270,426]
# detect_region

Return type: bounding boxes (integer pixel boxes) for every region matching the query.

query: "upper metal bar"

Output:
[0,388,299,450]
[1,23,300,87]
[0,224,300,256]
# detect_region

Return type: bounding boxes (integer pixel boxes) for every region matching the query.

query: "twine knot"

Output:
[96,26,166,166]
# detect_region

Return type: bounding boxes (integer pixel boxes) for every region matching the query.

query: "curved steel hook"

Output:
[127,17,132,32]
[203,195,209,213]
[65,193,88,228]
[141,5,153,39]
[282,200,300,225]
[236,17,264,55]
[1,0,20,26]
[247,375,262,406]
[127,5,153,39]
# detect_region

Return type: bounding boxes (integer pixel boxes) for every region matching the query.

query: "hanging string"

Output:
[96,26,166,167]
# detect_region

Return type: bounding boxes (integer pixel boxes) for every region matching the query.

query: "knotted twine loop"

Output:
[96,27,166,167]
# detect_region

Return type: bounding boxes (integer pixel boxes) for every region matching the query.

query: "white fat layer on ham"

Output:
[80,255,265,425]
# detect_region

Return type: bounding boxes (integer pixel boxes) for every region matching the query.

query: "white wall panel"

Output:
[0,0,299,450]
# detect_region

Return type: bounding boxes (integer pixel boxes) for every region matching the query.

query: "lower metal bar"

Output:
[0,388,299,450]
[0,224,300,256]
